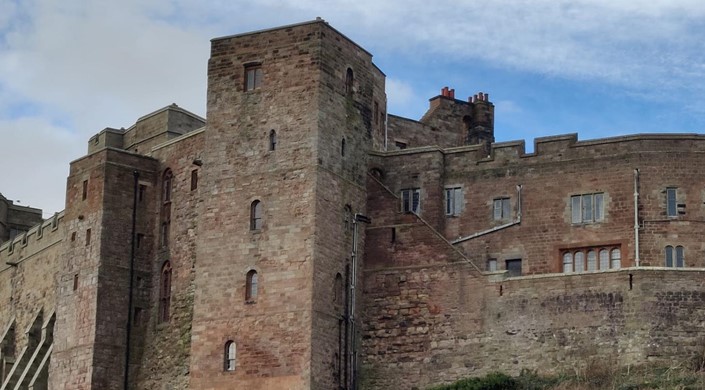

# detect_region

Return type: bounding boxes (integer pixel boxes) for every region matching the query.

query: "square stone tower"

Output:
[189,19,386,389]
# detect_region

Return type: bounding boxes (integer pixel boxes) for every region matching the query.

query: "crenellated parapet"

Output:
[0,212,64,270]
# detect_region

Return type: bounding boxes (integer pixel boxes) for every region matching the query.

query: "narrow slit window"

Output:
[82,180,88,201]
[224,341,236,371]
[250,200,262,230]
[191,170,198,191]
[159,261,172,323]
[269,130,277,151]
[666,187,677,217]
[246,270,258,302]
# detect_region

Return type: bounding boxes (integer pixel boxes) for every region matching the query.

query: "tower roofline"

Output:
[211,17,374,58]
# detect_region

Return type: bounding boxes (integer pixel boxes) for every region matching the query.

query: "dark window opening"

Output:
[345,68,354,95]
[341,138,346,157]
[506,259,522,277]
[191,170,198,191]
[85,229,91,246]
[159,261,172,323]
[269,129,277,151]
[73,274,79,291]
[136,233,144,249]
[395,141,407,150]
[82,180,88,201]
[138,185,146,202]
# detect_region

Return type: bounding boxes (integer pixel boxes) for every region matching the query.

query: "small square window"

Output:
[245,64,263,91]
[506,259,522,277]
[486,259,497,272]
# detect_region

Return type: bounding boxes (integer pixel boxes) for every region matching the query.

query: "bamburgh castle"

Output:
[3,18,705,390]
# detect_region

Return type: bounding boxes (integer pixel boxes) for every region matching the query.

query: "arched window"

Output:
[161,169,173,247]
[159,261,172,323]
[599,249,609,270]
[562,253,573,273]
[341,138,346,157]
[224,341,236,371]
[269,130,277,151]
[246,270,258,302]
[574,251,585,273]
[610,248,621,269]
[250,200,262,230]
[345,68,354,95]
[334,273,343,307]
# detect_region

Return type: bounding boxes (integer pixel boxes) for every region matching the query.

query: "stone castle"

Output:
[2,18,705,390]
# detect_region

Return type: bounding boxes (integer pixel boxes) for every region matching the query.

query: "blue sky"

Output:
[2,0,705,216]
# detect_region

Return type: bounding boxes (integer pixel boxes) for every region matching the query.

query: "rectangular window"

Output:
[666,187,677,217]
[506,259,522,277]
[136,233,144,249]
[85,229,91,246]
[73,274,79,291]
[401,188,420,214]
[571,193,604,223]
[487,258,498,272]
[395,141,407,150]
[138,185,146,202]
[245,64,263,91]
[191,170,198,191]
[82,180,88,201]
[493,198,511,221]
[445,187,462,216]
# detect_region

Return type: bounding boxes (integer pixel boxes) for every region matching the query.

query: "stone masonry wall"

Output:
[134,129,204,390]
[189,20,327,389]
[0,214,63,385]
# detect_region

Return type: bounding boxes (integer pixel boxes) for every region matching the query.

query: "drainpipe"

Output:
[124,170,139,390]
[383,96,388,152]
[634,169,640,267]
[516,184,523,222]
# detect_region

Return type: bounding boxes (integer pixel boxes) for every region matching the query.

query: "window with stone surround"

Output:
[665,245,685,267]
[224,341,236,371]
[571,192,604,224]
[246,270,258,303]
[666,187,680,217]
[506,259,522,277]
[401,188,420,214]
[493,197,511,221]
[445,187,463,216]
[159,261,172,323]
[244,63,263,91]
[250,200,262,231]
[562,245,621,273]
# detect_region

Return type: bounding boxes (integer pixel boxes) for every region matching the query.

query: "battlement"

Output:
[0,194,43,245]
[87,104,205,156]
[0,211,64,271]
